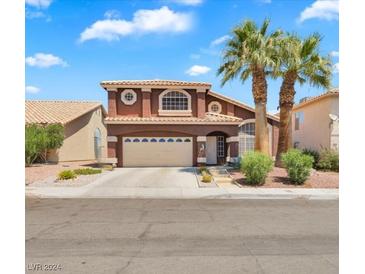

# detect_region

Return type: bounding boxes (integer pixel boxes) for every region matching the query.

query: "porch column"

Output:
[226,136,239,164]
[141,87,151,117]
[107,136,118,165]
[196,136,207,166]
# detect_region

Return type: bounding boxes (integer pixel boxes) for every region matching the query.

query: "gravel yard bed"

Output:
[229,167,338,188]
[25,161,107,185]
[29,170,111,187]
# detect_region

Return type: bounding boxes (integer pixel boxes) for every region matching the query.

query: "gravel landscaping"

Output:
[229,167,338,188]
[25,161,111,186]
[29,171,111,187]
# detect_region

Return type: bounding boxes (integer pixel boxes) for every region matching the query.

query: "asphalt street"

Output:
[26,198,338,274]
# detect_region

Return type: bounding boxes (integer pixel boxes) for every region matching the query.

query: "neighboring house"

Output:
[25,100,107,162]
[101,80,280,167]
[292,89,339,151]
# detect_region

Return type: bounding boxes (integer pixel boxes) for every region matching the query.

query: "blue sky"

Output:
[25,0,339,113]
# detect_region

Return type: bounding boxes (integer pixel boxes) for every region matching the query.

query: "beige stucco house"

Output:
[25,100,107,162]
[292,89,339,151]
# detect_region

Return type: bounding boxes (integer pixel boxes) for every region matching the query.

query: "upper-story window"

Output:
[121,89,137,105]
[208,101,222,114]
[294,112,304,130]
[159,89,192,116]
[162,91,188,110]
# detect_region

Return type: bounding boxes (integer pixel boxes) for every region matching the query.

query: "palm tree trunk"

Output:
[252,66,270,155]
[275,72,297,166]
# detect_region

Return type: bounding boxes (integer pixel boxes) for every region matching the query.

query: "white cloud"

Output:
[25,0,52,9]
[298,0,339,23]
[79,6,193,43]
[185,65,211,76]
[25,86,40,94]
[171,0,203,6]
[26,10,46,19]
[104,10,120,19]
[330,50,339,57]
[25,53,68,68]
[210,35,230,47]
[333,62,339,73]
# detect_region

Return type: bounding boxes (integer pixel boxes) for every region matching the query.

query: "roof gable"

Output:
[25,100,106,125]
[208,90,279,121]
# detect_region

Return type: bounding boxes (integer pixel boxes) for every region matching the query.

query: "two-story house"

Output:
[292,89,339,151]
[101,80,279,167]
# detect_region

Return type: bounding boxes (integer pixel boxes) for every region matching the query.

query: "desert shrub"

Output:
[43,124,64,161]
[202,174,212,183]
[240,151,273,185]
[73,168,102,175]
[25,124,47,165]
[25,123,64,165]
[57,170,77,180]
[198,167,208,174]
[281,149,314,184]
[317,149,339,172]
[101,164,114,171]
[302,148,320,169]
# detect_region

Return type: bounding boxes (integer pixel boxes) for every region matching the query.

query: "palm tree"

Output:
[274,33,332,166]
[218,19,282,154]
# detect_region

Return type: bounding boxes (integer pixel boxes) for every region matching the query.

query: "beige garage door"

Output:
[123,137,193,167]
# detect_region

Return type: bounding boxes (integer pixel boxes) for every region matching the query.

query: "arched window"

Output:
[159,89,192,115]
[162,91,188,110]
[239,122,255,156]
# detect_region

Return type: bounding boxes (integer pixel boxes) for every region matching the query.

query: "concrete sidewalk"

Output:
[26,185,338,200]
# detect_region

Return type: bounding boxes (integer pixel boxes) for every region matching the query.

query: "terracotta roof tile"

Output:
[293,89,339,110]
[100,79,211,88]
[208,90,279,121]
[105,112,242,124]
[25,100,104,124]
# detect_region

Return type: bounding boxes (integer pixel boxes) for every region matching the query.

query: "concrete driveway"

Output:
[81,167,198,197]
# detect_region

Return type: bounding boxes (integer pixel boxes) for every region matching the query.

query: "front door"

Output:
[206,136,217,165]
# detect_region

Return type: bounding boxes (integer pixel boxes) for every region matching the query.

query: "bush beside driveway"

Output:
[229,167,338,188]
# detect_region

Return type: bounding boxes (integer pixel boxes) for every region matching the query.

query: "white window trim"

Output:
[208,101,222,114]
[121,89,137,105]
[158,89,192,116]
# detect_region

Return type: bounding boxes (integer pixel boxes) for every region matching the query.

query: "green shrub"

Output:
[73,168,102,175]
[57,170,77,180]
[317,149,339,172]
[25,123,64,165]
[202,174,212,183]
[198,167,208,174]
[101,164,114,171]
[281,149,314,184]
[25,124,47,165]
[302,148,320,169]
[240,151,273,185]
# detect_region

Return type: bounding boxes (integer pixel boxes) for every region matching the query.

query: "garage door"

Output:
[123,137,193,167]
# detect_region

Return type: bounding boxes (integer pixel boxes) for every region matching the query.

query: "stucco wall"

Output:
[292,96,339,151]
[48,107,107,162]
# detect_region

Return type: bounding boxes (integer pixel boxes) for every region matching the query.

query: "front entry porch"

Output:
[197,131,239,166]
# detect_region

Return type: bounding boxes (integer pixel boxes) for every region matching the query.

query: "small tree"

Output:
[43,124,64,162]
[25,124,47,166]
[25,123,64,165]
